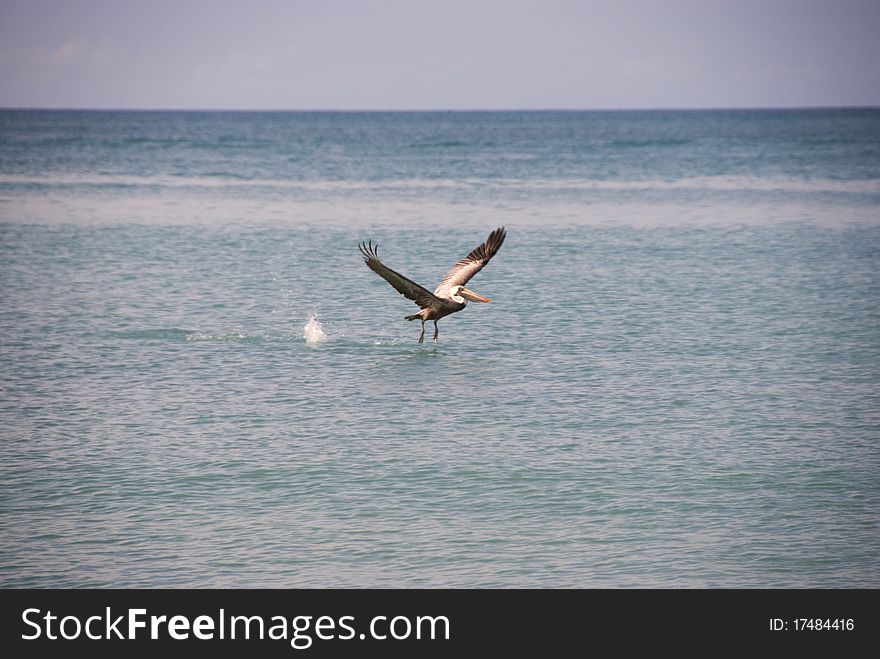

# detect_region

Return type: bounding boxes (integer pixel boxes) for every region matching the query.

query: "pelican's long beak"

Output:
[460,287,491,303]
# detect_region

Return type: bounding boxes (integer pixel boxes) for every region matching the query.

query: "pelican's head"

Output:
[450,284,491,304]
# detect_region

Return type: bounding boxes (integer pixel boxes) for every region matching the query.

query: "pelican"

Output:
[359,227,506,343]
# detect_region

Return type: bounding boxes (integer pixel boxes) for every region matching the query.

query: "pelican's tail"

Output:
[404,313,421,321]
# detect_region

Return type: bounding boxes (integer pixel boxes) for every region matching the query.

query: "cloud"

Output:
[30,38,110,68]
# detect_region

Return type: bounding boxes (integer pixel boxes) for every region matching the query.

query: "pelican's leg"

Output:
[418,320,425,343]
[432,321,439,343]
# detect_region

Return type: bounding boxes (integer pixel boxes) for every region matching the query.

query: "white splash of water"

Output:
[303,314,328,344]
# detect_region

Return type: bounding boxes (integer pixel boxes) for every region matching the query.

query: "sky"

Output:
[1,0,878,110]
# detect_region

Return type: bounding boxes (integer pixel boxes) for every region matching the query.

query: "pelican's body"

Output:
[359,227,506,343]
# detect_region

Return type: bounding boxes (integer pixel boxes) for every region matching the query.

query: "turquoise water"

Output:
[1,110,879,587]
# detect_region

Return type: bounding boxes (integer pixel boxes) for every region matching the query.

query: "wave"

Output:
[108,329,303,343]
[409,140,471,149]
[2,173,878,195]
[610,138,692,148]
[108,328,197,340]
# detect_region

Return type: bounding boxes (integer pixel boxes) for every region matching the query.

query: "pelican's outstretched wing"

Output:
[434,227,506,298]
[359,240,440,309]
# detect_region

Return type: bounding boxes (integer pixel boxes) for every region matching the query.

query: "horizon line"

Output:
[1,104,879,113]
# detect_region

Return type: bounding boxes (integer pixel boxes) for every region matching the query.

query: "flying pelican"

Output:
[359,227,506,343]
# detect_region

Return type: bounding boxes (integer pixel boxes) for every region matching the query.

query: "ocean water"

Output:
[1,109,878,588]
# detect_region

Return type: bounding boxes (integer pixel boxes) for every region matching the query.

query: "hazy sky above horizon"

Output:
[1,0,878,110]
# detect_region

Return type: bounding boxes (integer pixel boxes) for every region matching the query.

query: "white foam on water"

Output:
[303,314,328,344]
[185,332,264,342]
[373,336,410,345]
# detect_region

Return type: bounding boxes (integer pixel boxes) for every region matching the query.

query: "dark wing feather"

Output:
[434,227,506,297]
[359,240,440,309]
